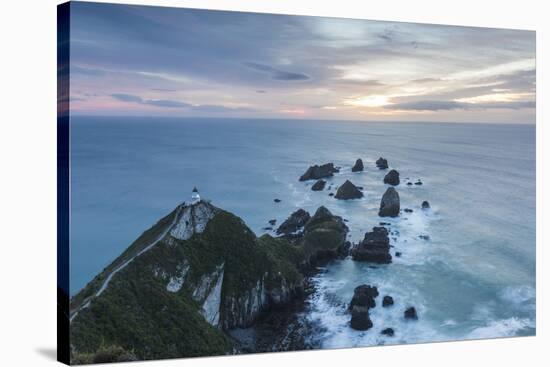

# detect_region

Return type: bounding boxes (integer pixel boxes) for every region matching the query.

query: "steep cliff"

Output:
[70,200,305,362]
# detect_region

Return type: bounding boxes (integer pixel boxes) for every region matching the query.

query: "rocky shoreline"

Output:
[70,155,432,363]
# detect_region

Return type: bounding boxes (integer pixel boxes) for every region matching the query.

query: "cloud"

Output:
[110,93,253,112]
[146,99,192,108]
[411,77,441,83]
[386,99,535,111]
[111,93,143,103]
[191,105,255,113]
[111,93,189,108]
[70,3,535,122]
[243,62,310,81]
[150,88,178,92]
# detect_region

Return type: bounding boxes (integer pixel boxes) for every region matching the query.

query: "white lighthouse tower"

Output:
[191,187,201,204]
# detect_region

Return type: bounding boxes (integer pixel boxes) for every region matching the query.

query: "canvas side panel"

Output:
[57,2,71,365]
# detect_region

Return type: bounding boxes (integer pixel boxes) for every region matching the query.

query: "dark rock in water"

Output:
[329,193,334,197]
[379,222,391,226]
[404,307,418,320]
[407,182,413,186]
[276,209,311,235]
[404,208,413,213]
[414,180,423,185]
[350,308,373,331]
[376,157,389,170]
[349,285,378,331]
[268,219,277,226]
[262,227,273,231]
[311,179,326,191]
[418,235,430,241]
[352,159,364,172]
[274,198,281,203]
[352,227,392,264]
[379,187,400,217]
[381,328,395,337]
[335,180,364,200]
[422,201,430,209]
[395,251,402,257]
[382,295,394,307]
[384,169,400,186]
[349,285,379,309]
[302,206,349,265]
[299,163,339,181]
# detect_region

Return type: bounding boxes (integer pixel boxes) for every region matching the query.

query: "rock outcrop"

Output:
[351,159,364,172]
[349,285,379,330]
[311,179,326,191]
[299,163,339,181]
[383,169,400,186]
[381,328,394,337]
[382,295,394,307]
[404,307,418,320]
[376,157,388,169]
[276,209,311,235]
[379,187,400,217]
[352,227,392,264]
[422,201,430,209]
[334,180,363,200]
[301,206,349,266]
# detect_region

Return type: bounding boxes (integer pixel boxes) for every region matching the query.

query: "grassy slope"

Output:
[70,207,305,362]
[71,206,180,311]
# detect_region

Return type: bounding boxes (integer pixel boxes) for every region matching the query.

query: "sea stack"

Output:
[335,180,364,200]
[349,285,379,330]
[404,307,418,320]
[299,163,339,181]
[383,169,400,186]
[311,179,326,191]
[379,187,400,217]
[376,157,389,169]
[352,159,364,172]
[352,227,392,264]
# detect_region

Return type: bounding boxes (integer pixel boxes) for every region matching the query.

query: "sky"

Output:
[67,2,536,123]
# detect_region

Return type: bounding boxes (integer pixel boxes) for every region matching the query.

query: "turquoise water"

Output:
[70,116,535,344]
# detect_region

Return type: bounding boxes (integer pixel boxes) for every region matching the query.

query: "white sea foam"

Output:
[467,317,534,339]
[499,285,535,305]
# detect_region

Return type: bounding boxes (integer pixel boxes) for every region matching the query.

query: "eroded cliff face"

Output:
[70,201,306,362]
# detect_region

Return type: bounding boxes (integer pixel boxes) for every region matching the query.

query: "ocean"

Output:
[70,116,536,346]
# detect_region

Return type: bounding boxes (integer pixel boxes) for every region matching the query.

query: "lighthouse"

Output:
[191,187,201,204]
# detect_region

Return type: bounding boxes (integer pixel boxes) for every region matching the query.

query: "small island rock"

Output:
[352,159,364,172]
[404,307,418,320]
[422,201,430,209]
[381,328,395,337]
[384,169,400,186]
[335,180,364,200]
[349,285,379,331]
[352,227,392,264]
[382,295,394,307]
[379,187,400,217]
[299,163,339,181]
[311,179,327,191]
[376,157,389,169]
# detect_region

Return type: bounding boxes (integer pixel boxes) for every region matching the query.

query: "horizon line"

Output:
[69,114,536,126]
